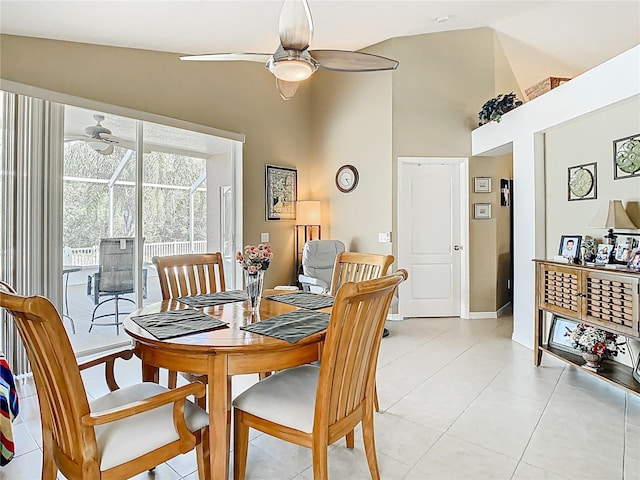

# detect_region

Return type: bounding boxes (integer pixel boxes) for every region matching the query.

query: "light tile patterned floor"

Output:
[3,316,638,479]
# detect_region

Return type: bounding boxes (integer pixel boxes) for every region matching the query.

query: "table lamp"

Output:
[588,199,638,244]
[295,201,322,276]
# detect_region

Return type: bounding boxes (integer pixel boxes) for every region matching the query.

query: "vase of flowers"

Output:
[236,243,272,313]
[565,323,625,372]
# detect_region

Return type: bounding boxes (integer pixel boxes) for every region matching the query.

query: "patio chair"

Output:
[233,270,408,480]
[152,252,226,395]
[0,281,211,480]
[87,238,147,335]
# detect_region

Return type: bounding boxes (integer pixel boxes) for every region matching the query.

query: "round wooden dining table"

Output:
[124,290,330,479]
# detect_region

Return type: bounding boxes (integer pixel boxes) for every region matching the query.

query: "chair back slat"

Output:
[153,253,226,299]
[0,282,95,469]
[330,252,394,296]
[316,271,407,429]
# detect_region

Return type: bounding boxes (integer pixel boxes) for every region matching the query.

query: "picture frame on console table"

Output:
[548,315,581,354]
[612,232,640,265]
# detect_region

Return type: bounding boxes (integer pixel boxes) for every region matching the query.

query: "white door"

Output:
[397,158,467,317]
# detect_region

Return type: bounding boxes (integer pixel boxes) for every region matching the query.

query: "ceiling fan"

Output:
[180,0,399,100]
[65,114,149,155]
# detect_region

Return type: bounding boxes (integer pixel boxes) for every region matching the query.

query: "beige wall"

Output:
[545,97,640,253]
[2,29,521,307]
[469,154,513,312]
[0,34,311,287]
[311,28,519,312]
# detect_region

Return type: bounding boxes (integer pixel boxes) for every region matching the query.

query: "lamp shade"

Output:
[296,201,321,225]
[588,200,638,229]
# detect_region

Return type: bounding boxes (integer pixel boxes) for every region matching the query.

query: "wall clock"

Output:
[568,162,597,201]
[335,165,359,193]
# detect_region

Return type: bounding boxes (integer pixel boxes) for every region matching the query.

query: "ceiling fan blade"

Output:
[100,133,152,154]
[180,53,272,63]
[276,78,301,100]
[279,0,313,51]
[310,50,399,72]
[97,144,114,156]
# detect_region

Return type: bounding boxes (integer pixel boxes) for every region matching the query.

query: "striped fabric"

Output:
[1,353,19,466]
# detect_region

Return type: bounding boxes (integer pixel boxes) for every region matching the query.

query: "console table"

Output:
[534,260,640,395]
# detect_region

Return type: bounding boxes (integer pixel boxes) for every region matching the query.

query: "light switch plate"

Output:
[261,233,269,242]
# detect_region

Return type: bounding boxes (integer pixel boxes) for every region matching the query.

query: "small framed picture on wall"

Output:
[567,162,597,201]
[473,203,492,219]
[613,133,640,180]
[474,177,492,193]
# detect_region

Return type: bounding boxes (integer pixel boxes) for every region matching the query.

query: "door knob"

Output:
[453,245,463,251]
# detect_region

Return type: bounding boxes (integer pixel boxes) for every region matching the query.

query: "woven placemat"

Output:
[177,290,247,308]
[265,292,334,310]
[239,310,330,343]
[130,309,228,340]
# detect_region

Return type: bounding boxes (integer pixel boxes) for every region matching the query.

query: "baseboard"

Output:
[386,313,403,321]
[497,302,512,317]
[468,301,512,319]
[468,311,497,319]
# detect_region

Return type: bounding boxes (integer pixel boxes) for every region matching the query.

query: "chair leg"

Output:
[362,402,381,480]
[233,409,250,480]
[345,430,355,448]
[168,370,178,389]
[311,436,329,480]
[196,426,211,480]
[41,432,58,480]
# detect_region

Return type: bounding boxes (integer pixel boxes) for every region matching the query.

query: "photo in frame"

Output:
[613,232,640,264]
[558,235,581,260]
[595,243,614,264]
[500,179,511,206]
[473,203,491,219]
[548,315,581,354]
[613,133,640,180]
[265,165,297,221]
[567,162,597,201]
[474,177,492,193]
[628,248,640,271]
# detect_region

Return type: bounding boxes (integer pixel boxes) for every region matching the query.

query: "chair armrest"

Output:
[298,275,329,293]
[78,346,134,392]
[82,381,206,427]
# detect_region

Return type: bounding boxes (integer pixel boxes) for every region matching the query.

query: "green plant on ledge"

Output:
[478,92,523,126]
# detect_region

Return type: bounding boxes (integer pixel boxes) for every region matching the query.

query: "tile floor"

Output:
[2,315,639,479]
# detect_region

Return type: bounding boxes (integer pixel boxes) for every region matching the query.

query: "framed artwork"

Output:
[473,203,492,219]
[567,162,597,201]
[548,315,580,354]
[474,177,492,193]
[265,165,297,221]
[595,243,614,264]
[500,179,511,206]
[558,235,581,259]
[613,133,640,180]
[612,232,640,264]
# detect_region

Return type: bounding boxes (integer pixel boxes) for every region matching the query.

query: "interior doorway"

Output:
[397,157,469,318]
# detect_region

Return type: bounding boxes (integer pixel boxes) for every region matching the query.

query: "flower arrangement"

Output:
[565,323,625,357]
[478,92,523,126]
[236,243,272,275]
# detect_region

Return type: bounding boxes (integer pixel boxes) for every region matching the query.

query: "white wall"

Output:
[472,45,640,348]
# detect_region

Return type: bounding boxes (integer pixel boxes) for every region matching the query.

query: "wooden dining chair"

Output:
[330,251,394,411]
[152,252,226,391]
[232,270,408,480]
[0,281,211,480]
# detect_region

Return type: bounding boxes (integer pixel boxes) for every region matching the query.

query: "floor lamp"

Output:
[295,201,321,277]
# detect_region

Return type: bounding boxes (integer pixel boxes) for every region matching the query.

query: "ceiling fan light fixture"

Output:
[271,59,315,82]
[86,140,111,152]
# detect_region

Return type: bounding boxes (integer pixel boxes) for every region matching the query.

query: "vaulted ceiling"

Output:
[1,1,638,95]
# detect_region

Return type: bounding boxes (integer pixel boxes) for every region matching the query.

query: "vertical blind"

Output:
[0,92,64,377]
